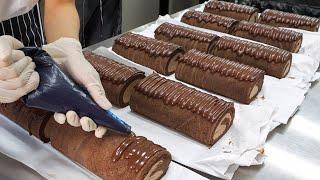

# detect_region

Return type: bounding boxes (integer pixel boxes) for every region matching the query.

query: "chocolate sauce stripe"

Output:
[148,78,168,97]
[112,134,166,173]
[137,73,159,93]
[182,11,238,29]
[155,23,218,43]
[234,21,302,42]
[163,83,186,105]
[135,74,233,124]
[179,50,264,81]
[216,36,291,63]
[205,1,258,14]
[115,33,182,58]
[261,9,320,27]
[84,52,143,84]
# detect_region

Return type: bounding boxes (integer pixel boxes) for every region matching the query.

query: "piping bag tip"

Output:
[105,110,131,134]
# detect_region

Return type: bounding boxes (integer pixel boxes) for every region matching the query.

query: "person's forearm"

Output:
[44,0,80,43]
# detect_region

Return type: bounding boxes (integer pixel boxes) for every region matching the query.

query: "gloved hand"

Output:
[0,35,39,103]
[43,38,111,138]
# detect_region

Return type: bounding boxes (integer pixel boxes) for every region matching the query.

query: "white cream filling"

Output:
[249,84,259,99]
[213,113,231,140]
[143,160,164,180]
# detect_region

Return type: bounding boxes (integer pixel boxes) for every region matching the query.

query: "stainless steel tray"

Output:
[85,4,320,180]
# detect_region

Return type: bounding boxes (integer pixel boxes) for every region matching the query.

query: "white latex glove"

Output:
[43,38,111,138]
[0,35,39,103]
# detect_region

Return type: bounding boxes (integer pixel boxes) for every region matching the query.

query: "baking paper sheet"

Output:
[0,114,208,180]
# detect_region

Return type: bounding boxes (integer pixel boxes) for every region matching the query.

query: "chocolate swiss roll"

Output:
[130,73,235,146]
[45,118,172,180]
[204,0,259,22]
[154,22,219,53]
[211,36,292,78]
[112,32,184,75]
[259,9,320,32]
[0,102,172,180]
[176,50,265,104]
[230,21,303,53]
[0,101,52,142]
[84,51,145,107]
[181,11,238,33]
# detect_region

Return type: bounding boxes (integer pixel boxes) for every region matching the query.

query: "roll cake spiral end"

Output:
[84,51,146,107]
[213,113,232,140]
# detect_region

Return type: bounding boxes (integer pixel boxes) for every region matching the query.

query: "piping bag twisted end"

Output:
[20,47,131,134]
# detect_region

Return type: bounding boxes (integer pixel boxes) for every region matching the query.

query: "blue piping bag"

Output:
[21,47,131,134]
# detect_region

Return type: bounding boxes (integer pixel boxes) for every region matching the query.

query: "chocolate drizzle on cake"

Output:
[155,22,219,43]
[181,11,238,29]
[112,133,165,173]
[215,36,292,63]
[233,21,302,42]
[84,51,144,84]
[205,0,258,14]
[114,32,182,57]
[260,9,320,28]
[135,74,234,122]
[179,49,265,82]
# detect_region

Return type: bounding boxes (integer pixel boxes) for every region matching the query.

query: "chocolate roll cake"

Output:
[211,36,292,78]
[130,73,235,146]
[259,9,320,32]
[204,0,259,22]
[112,32,184,75]
[84,51,145,107]
[154,22,219,53]
[176,50,265,104]
[0,102,172,180]
[45,119,171,180]
[231,21,303,53]
[0,101,52,142]
[181,11,238,33]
